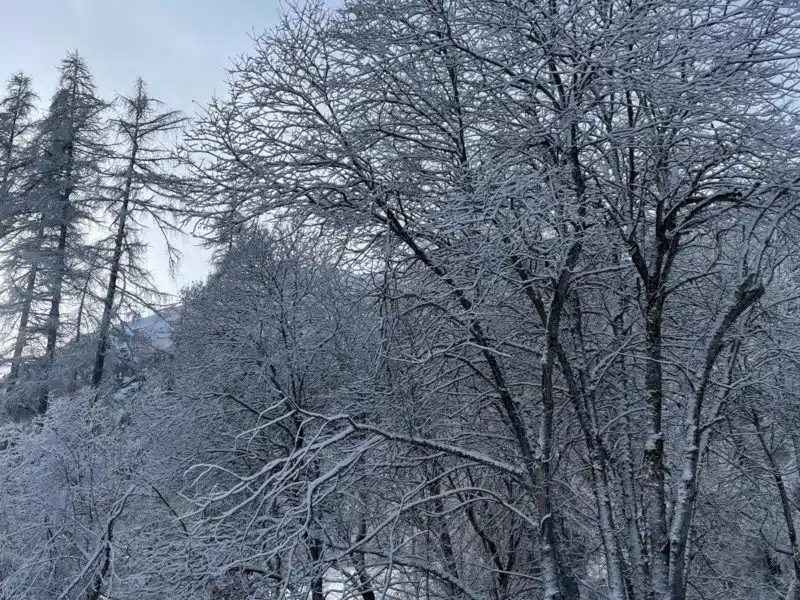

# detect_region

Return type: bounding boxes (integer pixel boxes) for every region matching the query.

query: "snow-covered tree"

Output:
[3,2,800,599]
[0,72,38,390]
[91,78,183,389]
[0,72,36,230]
[33,53,107,410]
[181,0,800,598]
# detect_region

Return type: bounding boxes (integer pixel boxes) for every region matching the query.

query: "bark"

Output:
[0,75,32,208]
[624,220,677,598]
[643,287,670,598]
[6,220,43,390]
[92,128,138,388]
[353,517,376,600]
[752,410,800,600]
[39,199,70,414]
[0,107,19,197]
[428,475,461,595]
[308,533,325,600]
[555,340,626,600]
[536,244,584,600]
[620,431,650,600]
[667,276,764,600]
[39,78,78,412]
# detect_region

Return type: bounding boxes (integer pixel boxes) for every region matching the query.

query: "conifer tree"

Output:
[29,52,105,411]
[0,73,36,224]
[0,74,40,394]
[92,78,182,388]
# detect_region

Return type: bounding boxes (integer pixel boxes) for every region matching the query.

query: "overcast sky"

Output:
[0,0,289,298]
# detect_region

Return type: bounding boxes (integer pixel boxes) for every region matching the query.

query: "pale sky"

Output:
[0,0,289,298]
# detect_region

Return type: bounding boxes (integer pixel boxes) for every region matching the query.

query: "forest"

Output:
[1,0,800,599]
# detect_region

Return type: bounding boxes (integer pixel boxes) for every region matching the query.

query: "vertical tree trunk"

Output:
[7,271,36,382]
[620,431,650,600]
[753,409,800,600]
[353,516,376,600]
[308,532,325,600]
[0,75,31,209]
[667,278,763,600]
[0,114,18,197]
[92,142,136,387]
[90,79,179,388]
[384,208,581,599]
[39,207,69,414]
[428,473,461,597]
[560,292,629,600]
[643,289,670,599]
[538,257,582,600]
[38,80,77,411]
[511,252,583,600]
[6,223,42,389]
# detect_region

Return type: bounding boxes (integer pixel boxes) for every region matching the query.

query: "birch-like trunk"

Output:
[667,277,764,600]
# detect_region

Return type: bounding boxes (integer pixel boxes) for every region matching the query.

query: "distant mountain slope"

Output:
[119,306,181,354]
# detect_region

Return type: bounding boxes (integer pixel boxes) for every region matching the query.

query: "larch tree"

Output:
[31,52,106,412]
[0,73,36,229]
[0,73,37,389]
[91,78,183,389]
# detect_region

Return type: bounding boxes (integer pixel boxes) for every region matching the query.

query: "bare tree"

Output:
[91,78,182,388]
[180,1,800,599]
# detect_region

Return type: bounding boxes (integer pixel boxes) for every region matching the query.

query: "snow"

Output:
[644,432,663,452]
[120,306,181,352]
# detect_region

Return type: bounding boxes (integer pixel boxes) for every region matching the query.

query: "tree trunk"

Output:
[642,282,670,598]
[753,409,800,600]
[308,533,325,600]
[667,277,763,600]
[354,517,376,600]
[38,204,70,414]
[92,140,137,387]
[6,234,41,390]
